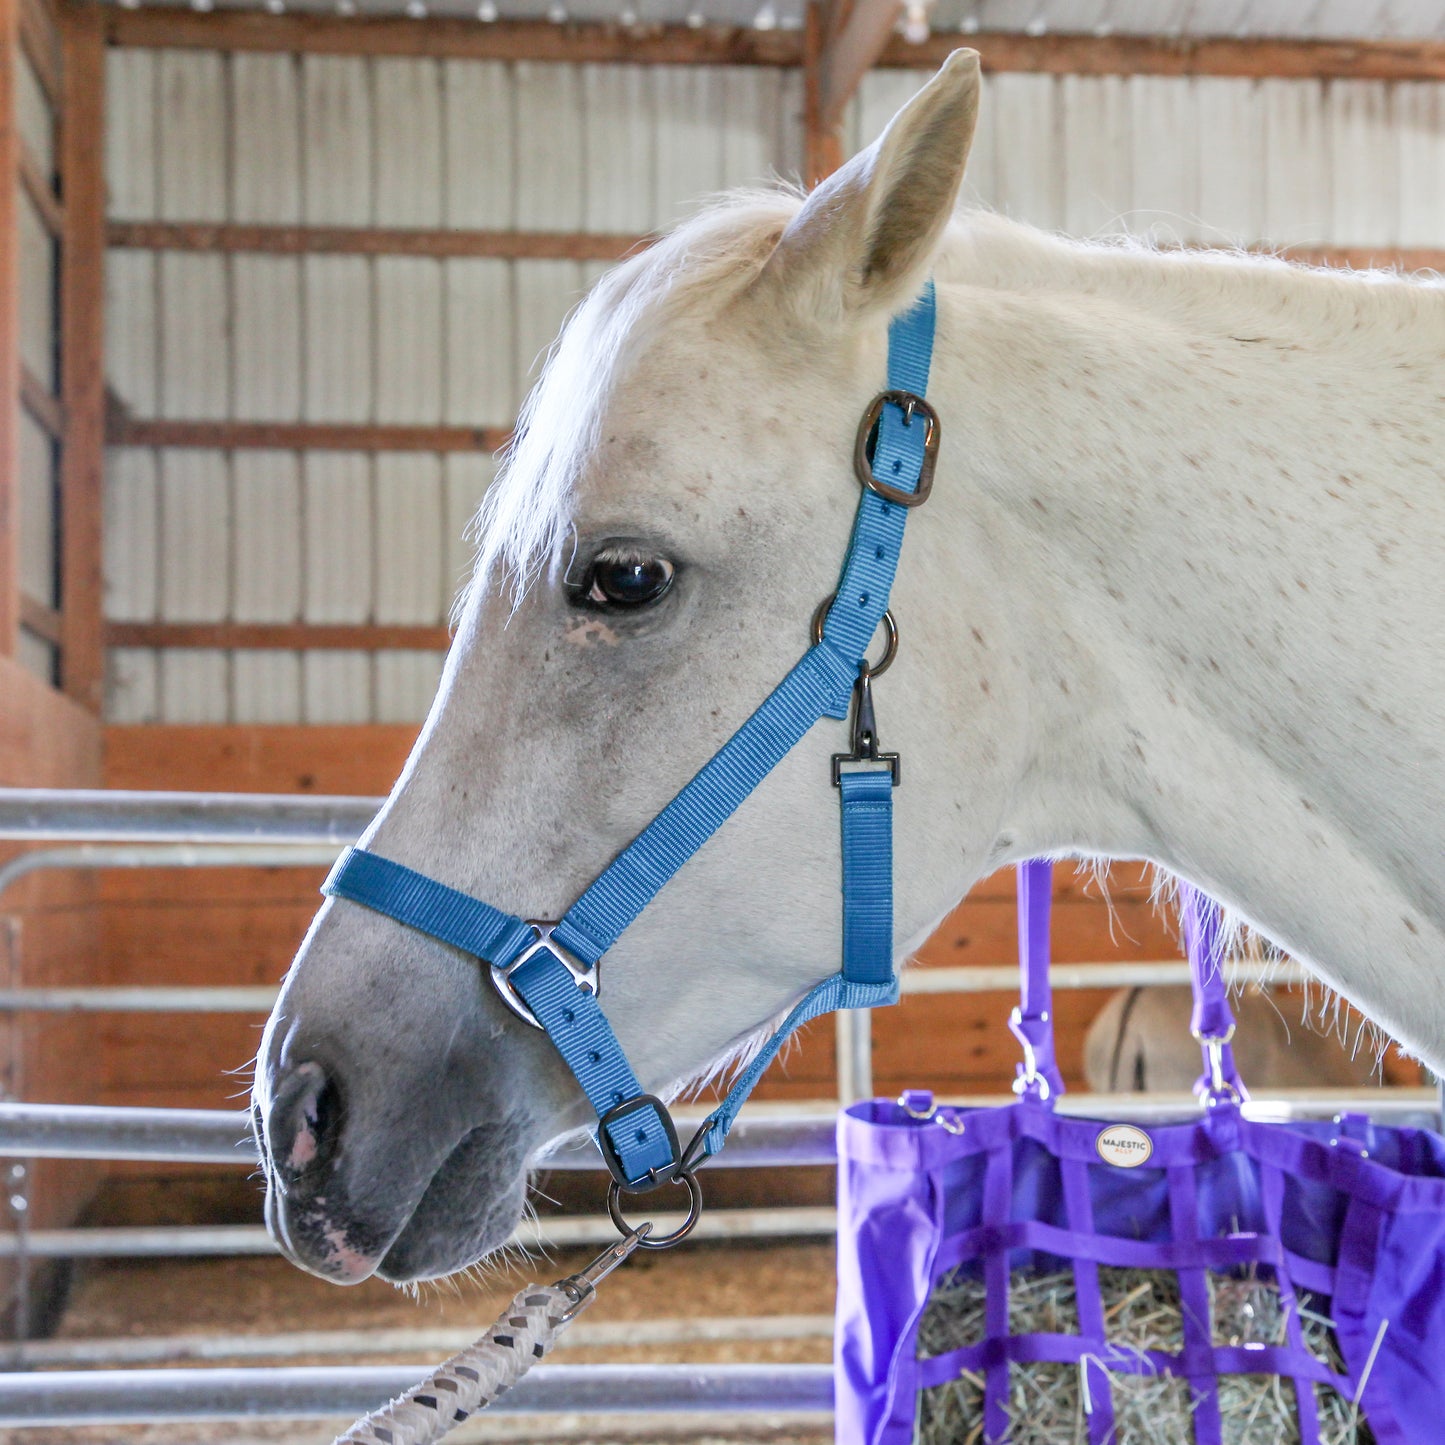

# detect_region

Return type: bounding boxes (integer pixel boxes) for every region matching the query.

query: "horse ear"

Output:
[758,48,980,323]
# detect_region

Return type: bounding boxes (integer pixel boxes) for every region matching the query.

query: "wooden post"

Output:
[803,1,843,186]
[58,0,104,710]
[0,0,17,661]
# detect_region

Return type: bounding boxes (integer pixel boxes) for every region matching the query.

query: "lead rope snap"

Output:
[332,1225,652,1445]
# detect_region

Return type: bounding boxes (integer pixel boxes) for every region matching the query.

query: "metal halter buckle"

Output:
[489,921,596,1031]
[854,389,940,507]
[596,1093,682,1192]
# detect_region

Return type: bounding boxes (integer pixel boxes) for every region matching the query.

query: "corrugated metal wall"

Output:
[101,55,1445,723]
[101,52,804,723]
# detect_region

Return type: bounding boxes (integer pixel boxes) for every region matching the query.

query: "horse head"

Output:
[248,53,1019,1284]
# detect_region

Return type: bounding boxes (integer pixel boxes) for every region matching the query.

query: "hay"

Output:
[913,1266,1374,1445]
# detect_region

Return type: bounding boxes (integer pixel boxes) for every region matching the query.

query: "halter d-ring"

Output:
[606,1170,703,1250]
[811,595,898,677]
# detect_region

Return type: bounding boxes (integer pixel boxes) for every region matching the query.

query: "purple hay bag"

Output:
[834,866,1445,1445]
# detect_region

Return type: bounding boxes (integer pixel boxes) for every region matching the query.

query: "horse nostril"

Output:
[267,1060,341,1186]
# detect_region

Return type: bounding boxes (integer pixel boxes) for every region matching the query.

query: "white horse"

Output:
[253,51,1445,1284]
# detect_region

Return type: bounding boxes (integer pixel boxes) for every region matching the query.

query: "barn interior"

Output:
[0,0,1441,1439]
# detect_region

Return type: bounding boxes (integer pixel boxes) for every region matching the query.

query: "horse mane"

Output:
[458,187,1442,621]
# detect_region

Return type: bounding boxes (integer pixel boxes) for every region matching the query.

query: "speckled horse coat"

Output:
[253,53,1445,1284]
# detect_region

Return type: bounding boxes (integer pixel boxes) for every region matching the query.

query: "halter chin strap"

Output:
[321,282,938,1231]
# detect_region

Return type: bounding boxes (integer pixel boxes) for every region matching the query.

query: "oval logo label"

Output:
[1096,1124,1154,1168]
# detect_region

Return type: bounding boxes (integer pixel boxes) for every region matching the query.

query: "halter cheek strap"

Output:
[322,283,939,1226]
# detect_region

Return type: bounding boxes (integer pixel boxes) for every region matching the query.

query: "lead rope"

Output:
[332,1226,650,1445]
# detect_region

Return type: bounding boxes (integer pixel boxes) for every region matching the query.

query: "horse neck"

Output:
[907,223,1445,1067]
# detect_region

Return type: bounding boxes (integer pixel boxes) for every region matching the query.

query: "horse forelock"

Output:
[456,187,804,619]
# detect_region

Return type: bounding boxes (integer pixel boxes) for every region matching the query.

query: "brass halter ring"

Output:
[810,596,899,677]
[606,1171,703,1250]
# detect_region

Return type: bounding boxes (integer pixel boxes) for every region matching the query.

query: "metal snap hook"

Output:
[606,1171,703,1250]
[810,595,899,677]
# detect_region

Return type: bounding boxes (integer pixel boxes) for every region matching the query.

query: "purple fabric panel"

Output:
[1061,1155,1115,1445]
[836,1091,1445,1444]
[1330,1192,1445,1445]
[841,1097,1445,1215]
[931,1216,1285,1277]
[1010,860,1065,1102]
[832,1112,944,1445]
[1168,1163,1223,1445]
[1262,1163,1322,1444]
[981,1144,1013,1443]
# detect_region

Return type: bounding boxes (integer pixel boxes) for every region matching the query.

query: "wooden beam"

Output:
[107,220,651,262]
[819,0,901,130]
[105,622,453,651]
[107,419,511,453]
[102,8,1445,80]
[58,0,105,712]
[105,8,801,65]
[880,29,1445,81]
[802,1,843,186]
[19,592,61,645]
[19,363,62,438]
[18,146,62,236]
[0,0,20,659]
[17,0,60,111]
[1276,244,1445,273]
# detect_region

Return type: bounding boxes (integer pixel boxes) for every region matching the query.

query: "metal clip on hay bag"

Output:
[836,861,1445,1445]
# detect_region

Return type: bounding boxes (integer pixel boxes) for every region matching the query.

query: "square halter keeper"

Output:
[835,863,1445,1445]
[316,283,942,1246]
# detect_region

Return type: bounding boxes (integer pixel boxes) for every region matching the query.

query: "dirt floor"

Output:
[4,1236,838,1445]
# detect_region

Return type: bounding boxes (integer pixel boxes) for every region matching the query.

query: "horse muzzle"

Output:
[255,1053,533,1284]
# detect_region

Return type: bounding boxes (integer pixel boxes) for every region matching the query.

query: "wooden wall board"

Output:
[1,0,25,658]
[103,721,416,791]
[0,656,105,1327]
[110,220,652,261]
[58,0,106,711]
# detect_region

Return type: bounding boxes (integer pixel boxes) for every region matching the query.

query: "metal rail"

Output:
[0,787,380,843]
[0,842,341,902]
[0,1207,840,1259]
[11,1314,837,1368]
[0,1099,843,1166]
[0,1362,836,1424]
[4,1093,1437,1166]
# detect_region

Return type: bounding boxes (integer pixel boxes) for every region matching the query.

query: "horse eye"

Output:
[578,551,675,610]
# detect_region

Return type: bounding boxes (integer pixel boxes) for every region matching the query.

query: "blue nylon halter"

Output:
[322,283,938,1219]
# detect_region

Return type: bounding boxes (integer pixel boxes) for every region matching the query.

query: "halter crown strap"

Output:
[322,283,936,1197]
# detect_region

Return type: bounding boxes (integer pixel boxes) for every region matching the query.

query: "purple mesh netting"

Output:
[835,862,1445,1445]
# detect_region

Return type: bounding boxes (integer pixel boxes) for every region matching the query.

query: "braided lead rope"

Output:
[333,1282,581,1445]
[332,1225,650,1445]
